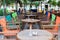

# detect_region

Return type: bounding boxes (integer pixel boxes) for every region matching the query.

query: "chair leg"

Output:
[16,33,19,40]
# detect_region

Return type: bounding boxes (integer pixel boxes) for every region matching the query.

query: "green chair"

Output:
[12,12,20,26]
[51,14,56,25]
[12,12,18,22]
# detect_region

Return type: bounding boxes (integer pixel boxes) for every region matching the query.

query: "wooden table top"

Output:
[21,19,40,23]
[25,15,36,16]
[17,29,53,40]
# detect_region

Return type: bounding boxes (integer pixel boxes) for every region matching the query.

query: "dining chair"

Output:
[11,12,21,27]
[45,11,48,16]
[5,15,19,27]
[45,11,51,21]
[51,14,56,25]
[53,16,59,31]
[46,16,59,37]
[5,14,20,30]
[0,16,20,38]
[24,23,29,29]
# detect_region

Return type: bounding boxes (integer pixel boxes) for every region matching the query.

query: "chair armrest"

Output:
[46,29,58,35]
[0,32,4,34]
[41,21,50,23]
[41,25,56,29]
[7,25,20,30]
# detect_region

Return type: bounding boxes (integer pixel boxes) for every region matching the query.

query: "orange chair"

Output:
[0,18,7,31]
[48,12,50,20]
[53,16,59,31]
[47,16,59,35]
[0,17,20,37]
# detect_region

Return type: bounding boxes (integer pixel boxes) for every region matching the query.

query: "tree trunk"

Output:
[3,0,6,16]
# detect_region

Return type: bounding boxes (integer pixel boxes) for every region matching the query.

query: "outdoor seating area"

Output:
[0,0,59,40]
[0,9,58,40]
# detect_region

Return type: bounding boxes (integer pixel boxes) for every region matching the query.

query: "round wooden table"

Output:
[25,15,37,19]
[21,19,40,29]
[17,29,53,40]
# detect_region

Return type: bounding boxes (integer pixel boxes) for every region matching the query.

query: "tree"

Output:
[1,0,16,15]
[0,0,2,7]
[48,0,57,6]
[20,0,28,4]
[48,0,52,4]
[57,1,60,7]
[1,0,15,5]
[52,0,57,6]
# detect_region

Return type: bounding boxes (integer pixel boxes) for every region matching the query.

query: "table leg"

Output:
[30,23,32,29]
[28,16,29,19]
[29,23,32,36]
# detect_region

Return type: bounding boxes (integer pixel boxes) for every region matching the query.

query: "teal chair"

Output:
[5,15,14,26]
[51,14,56,25]
[5,15,12,23]
[5,15,20,30]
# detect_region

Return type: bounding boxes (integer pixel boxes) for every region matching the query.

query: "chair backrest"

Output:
[12,12,17,18]
[53,16,60,31]
[51,14,56,21]
[0,17,7,31]
[12,12,17,22]
[51,14,56,25]
[48,12,50,20]
[45,11,48,16]
[5,15,12,22]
